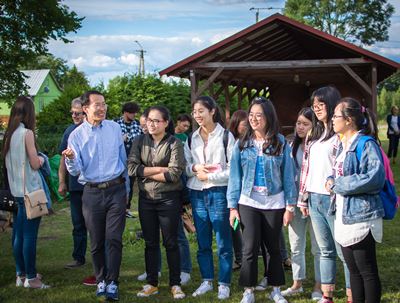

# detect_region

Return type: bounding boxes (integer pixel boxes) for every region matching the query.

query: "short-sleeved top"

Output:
[59,124,84,191]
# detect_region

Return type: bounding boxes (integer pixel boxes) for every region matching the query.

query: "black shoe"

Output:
[64,260,85,269]
[283,258,292,271]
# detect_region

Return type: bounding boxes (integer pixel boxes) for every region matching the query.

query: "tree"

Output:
[106,73,191,121]
[37,66,90,136]
[0,0,83,99]
[284,0,394,45]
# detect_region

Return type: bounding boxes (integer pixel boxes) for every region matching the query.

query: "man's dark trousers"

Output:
[82,183,126,283]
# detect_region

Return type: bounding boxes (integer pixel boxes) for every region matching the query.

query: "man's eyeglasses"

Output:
[70,111,83,116]
[146,118,165,125]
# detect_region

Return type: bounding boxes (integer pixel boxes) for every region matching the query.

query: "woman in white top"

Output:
[327,97,384,303]
[282,107,322,301]
[3,96,49,289]
[184,96,235,300]
[298,86,351,303]
[386,105,400,164]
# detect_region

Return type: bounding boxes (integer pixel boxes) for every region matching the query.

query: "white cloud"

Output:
[119,53,139,65]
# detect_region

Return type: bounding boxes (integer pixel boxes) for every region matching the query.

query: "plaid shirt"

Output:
[114,117,143,155]
[297,134,339,208]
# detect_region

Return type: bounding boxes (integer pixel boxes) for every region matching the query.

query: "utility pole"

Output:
[134,40,146,76]
[249,7,283,23]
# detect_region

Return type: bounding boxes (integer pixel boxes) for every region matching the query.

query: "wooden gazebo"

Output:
[159,14,399,129]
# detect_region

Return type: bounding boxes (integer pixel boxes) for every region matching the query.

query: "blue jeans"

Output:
[190,187,232,285]
[309,193,350,288]
[12,197,41,279]
[70,191,87,264]
[155,217,192,273]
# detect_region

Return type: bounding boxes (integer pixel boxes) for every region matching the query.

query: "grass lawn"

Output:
[0,131,399,303]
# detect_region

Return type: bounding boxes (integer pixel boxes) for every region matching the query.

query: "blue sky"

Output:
[48,0,400,86]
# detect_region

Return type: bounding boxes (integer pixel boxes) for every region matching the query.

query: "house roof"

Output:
[159,13,399,84]
[20,69,61,96]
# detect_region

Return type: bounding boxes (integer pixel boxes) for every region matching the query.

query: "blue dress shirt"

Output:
[65,119,130,195]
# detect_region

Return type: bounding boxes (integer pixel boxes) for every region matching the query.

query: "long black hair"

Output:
[292,107,314,159]
[239,97,283,156]
[2,96,37,157]
[337,97,379,142]
[192,96,224,127]
[308,86,341,143]
[228,109,248,140]
[147,105,175,136]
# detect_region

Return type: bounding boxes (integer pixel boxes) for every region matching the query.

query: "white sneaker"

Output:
[240,288,255,303]
[217,285,230,300]
[281,286,304,297]
[171,285,186,299]
[311,290,323,301]
[255,276,268,291]
[270,289,288,303]
[180,272,191,286]
[137,271,161,281]
[192,281,213,297]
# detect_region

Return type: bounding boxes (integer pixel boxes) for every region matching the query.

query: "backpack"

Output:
[355,135,399,220]
[187,128,230,163]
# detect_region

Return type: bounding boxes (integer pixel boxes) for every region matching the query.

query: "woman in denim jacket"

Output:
[227,97,297,303]
[326,97,384,303]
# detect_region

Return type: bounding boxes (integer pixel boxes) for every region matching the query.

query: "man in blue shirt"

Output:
[63,90,129,301]
[114,102,143,218]
[58,98,87,270]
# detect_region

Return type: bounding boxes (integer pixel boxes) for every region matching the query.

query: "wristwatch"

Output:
[286,206,295,213]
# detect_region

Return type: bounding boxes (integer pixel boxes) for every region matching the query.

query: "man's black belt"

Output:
[86,176,125,189]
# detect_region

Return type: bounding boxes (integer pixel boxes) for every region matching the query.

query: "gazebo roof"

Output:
[160,13,399,87]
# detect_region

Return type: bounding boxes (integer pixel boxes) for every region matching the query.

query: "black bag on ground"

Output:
[0,162,17,212]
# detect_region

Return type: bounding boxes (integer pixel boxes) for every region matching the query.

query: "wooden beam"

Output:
[209,82,214,98]
[229,86,239,100]
[195,67,224,98]
[371,63,377,113]
[214,84,224,100]
[341,64,372,96]
[191,58,370,70]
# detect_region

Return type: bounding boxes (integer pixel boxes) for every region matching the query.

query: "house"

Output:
[0,69,63,123]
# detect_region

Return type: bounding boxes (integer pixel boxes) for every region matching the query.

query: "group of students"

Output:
[3,85,386,303]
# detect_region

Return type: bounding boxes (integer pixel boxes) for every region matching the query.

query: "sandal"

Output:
[24,277,50,289]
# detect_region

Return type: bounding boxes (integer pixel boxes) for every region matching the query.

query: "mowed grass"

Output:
[0,128,399,303]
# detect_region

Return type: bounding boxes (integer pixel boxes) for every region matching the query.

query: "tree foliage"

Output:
[284,0,394,45]
[105,73,191,121]
[0,0,83,99]
[377,87,400,120]
[37,66,90,135]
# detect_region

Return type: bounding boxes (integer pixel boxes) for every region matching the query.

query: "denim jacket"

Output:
[227,134,297,209]
[332,134,385,224]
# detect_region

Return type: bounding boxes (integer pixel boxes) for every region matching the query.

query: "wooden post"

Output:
[190,70,197,103]
[371,63,377,114]
[224,82,231,124]
[238,84,243,109]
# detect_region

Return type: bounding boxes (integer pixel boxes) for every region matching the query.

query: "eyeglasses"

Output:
[248,113,264,120]
[191,110,206,116]
[312,103,326,111]
[332,115,344,119]
[70,111,83,116]
[146,118,165,125]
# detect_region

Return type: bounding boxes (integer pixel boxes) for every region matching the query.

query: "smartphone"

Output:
[233,218,240,231]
